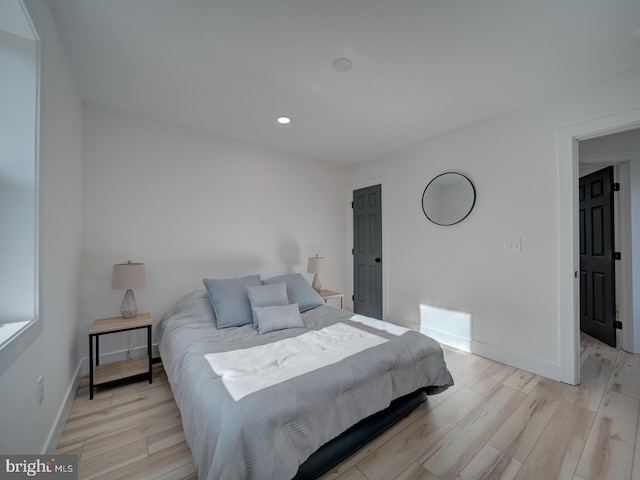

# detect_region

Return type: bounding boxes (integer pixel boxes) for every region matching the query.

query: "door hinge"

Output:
[613,252,621,260]
[352,295,354,301]
[351,202,354,208]
[612,182,620,192]
[614,320,622,330]
[352,248,354,255]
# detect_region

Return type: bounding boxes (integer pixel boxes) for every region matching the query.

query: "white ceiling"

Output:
[49,0,640,165]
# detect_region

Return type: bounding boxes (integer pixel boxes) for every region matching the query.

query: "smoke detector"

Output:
[331,58,352,73]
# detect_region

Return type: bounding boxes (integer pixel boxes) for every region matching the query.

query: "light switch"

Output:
[504,237,521,252]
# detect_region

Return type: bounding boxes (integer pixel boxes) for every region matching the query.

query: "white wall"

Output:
[347,66,640,381]
[80,105,348,359]
[0,0,82,454]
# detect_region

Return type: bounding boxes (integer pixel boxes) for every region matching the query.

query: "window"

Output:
[0,0,40,375]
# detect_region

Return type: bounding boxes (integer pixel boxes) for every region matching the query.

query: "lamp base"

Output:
[120,289,138,319]
[311,274,322,293]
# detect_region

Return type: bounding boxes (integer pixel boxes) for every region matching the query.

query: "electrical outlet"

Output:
[36,376,44,406]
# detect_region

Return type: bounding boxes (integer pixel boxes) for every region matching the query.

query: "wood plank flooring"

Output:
[57,334,640,479]
[57,365,198,479]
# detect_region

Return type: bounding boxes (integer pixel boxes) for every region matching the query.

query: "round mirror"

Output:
[422,172,476,226]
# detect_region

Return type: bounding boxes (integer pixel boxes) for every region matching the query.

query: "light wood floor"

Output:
[57,334,640,480]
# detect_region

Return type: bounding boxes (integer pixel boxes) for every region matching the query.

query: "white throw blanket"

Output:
[349,314,410,336]
[204,322,388,401]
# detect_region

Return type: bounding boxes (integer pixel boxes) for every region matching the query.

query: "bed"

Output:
[158,273,453,480]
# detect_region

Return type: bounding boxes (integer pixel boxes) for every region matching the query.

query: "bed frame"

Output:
[293,388,428,479]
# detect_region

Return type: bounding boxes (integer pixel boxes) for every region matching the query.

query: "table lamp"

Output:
[307,254,325,292]
[112,260,146,318]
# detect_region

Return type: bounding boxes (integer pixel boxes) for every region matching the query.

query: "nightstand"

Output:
[319,289,344,309]
[88,313,152,399]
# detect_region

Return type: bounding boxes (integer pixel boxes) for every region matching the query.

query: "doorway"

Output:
[578,166,617,347]
[560,113,640,385]
[352,184,383,319]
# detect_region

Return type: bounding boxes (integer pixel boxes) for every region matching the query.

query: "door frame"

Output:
[347,177,386,315]
[559,108,640,385]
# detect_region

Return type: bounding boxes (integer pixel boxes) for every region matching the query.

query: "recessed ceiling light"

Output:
[276,116,291,125]
[331,58,352,73]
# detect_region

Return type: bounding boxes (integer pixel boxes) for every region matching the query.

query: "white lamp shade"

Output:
[112,261,146,290]
[307,255,326,274]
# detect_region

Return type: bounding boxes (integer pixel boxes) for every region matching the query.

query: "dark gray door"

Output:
[353,185,382,319]
[579,166,616,347]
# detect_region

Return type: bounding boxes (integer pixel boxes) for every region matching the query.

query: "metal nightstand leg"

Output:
[148,325,152,384]
[89,335,94,400]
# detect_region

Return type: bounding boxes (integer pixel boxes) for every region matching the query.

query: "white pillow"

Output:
[252,303,305,335]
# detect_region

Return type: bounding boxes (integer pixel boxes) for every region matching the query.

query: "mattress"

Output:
[158,290,453,480]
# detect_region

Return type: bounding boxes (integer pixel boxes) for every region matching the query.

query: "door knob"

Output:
[375,258,381,263]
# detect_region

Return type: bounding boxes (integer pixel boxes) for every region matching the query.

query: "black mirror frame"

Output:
[421,172,476,226]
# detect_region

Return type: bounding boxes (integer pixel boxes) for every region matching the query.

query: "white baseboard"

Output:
[42,358,84,454]
[420,326,472,353]
[42,343,161,453]
[419,305,472,353]
[471,339,562,382]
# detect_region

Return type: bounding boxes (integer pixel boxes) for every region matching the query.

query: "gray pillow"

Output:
[253,303,305,335]
[203,274,262,328]
[246,283,289,327]
[263,273,324,312]
[246,282,289,308]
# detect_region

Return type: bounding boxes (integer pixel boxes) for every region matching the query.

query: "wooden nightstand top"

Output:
[319,289,344,308]
[319,289,343,299]
[89,312,152,335]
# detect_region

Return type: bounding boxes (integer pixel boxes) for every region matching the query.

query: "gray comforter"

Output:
[158,290,453,480]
